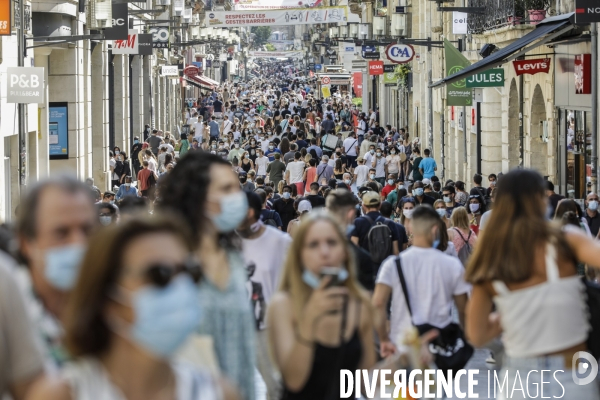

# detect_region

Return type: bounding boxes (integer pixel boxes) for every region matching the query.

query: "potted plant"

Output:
[508,1,526,25]
[524,0,550,25]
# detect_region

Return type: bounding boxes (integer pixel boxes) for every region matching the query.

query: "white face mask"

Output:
[403,209,414,219]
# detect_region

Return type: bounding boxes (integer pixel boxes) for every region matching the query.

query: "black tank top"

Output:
[282,301,363,400]
[241,159,252,172]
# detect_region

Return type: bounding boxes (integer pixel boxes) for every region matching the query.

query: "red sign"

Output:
[321,76,331,85]
[369,61,384,75]
[513,58,550,76]
[574,54,591,94]
[184,66,199,77]
[352,72,362,97]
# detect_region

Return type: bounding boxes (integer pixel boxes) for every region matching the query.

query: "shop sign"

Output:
[575,0,600,24]
[138,34,153,55]
[161,66,179,76]
[452,12,468,34]
[362,51,380,60]
[385,43,415,64]
[444,39,472,106]
[513,58,550,76]
[465,68,504,88]
[368,61,384,75]
[113,30,140,55]
[104,3,128,41]
[0,0,10,36]
[184,65,200,76]
[383,72,396,86]
[574,54,591,94]
[206,6,347,27]
[383,64,396,73]
[6,67,45,103]
[148,26,170,48]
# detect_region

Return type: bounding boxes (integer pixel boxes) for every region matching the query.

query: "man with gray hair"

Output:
[16,174,97,365]
[315,154,334,185]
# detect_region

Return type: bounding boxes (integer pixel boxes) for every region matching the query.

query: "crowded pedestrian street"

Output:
[2,0,600,399]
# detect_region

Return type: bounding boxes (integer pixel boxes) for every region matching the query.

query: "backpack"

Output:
[262,210,278,228]
[147,171,157,188]
[362,215,393,264]
[454,228,473,266]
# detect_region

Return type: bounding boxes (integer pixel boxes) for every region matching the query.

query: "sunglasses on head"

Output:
[143,259,203,288]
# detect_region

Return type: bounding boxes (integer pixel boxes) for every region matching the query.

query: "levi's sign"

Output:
[7,67,45,103]
[466,68,504,88]
[513,58,550,76]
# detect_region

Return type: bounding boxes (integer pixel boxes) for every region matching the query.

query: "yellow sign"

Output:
[321,86,331,98]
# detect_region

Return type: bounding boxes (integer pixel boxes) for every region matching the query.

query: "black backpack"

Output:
[453,228,473,267]
[262,210,278,228]
[362,215,393,264]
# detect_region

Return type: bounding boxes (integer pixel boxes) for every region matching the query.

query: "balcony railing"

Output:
[467,0,519,34]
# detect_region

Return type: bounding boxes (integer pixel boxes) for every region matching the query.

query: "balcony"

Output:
[467,0,555,34]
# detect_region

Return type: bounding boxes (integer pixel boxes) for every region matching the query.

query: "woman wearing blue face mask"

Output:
[157,152,256,400]
[268,211,376,400]
[28,216,238,400]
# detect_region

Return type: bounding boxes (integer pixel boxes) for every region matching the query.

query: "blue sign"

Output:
[362,45,376,53]
[315,64,323,71]
[49,103,69,160]
[192,61,203,68]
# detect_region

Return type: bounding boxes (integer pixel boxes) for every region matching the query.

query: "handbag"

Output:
[583,277,600,359]
[395,256,474,373]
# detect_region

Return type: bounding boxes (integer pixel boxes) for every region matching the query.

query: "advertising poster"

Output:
[49,103,69,160]
[206,7,347,27]
[233,0,322,10]
[444,39,472,106]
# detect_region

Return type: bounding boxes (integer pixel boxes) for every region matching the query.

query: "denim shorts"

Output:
[495,355,600,399]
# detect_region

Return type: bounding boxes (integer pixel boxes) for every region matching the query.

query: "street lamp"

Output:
[373,16,387,37]
[339,25,348,39]
[359,23,370,40]
[329,26,339,39]
[349,23,359,39]
[391,13,406,37]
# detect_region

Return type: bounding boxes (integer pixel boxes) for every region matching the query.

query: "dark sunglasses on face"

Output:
[143,259,203,288]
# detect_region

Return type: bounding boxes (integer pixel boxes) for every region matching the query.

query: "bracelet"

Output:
[295,330,314,347]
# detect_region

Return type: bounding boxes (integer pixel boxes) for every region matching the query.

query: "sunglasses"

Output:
[143,260,203,288]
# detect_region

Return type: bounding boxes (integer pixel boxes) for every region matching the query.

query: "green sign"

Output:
[383,72,396,87]
[466,68,505,88]
[444,39,472,106]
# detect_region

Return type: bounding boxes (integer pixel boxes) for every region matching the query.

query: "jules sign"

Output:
[465,68,504,88]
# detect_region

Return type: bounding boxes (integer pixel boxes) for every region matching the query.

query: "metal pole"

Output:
[519,60,524,168]
[441,105,445,182]
[591,22,598,194]
[428,69,433,151]
[18,0,26,189]
[477,101,482,174]
[462,106,467,164]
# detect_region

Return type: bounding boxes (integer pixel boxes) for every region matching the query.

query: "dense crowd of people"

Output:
[2,64,600,400]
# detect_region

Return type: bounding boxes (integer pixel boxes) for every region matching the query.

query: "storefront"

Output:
[554,41,593,199]
[315,73,353,99]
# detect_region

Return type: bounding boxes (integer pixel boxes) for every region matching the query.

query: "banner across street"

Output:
[205,7,348,27]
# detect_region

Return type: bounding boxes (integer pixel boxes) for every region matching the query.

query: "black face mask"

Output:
[239,177,247,183]
[336,152,342,157]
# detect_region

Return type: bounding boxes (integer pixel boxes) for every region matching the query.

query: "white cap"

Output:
[298,200,313,214]
[422,178,431,187]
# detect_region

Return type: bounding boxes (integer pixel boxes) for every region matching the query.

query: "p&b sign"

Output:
[7,67,45,103]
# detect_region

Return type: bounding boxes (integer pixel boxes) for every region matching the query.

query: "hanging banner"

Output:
[206,7,348,27]
[0,0,10,36]
[49,103,69,160]
[513,58,550,76]
[233,0,322,9]
[104,3,128,41]
[148,26,170,48]
[352,71,362,97]
[383,72,396,87]
[249,50,304,58]
[138,34,153,55]
[444,39,472,106]
[113,30,139,54]
[574,54,591,94]
[321,86,331,98]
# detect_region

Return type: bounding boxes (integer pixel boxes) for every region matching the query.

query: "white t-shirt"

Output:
[260,139,270,153]
[376,247,471,352]
[343,137,359,157]
[241,226,292,309]
[255,156,269,176]
[354,165,369,188]
[194,121,204,137]
[109,158,118,180]
[373,156,387,178]
[286,161,305,184]
[187,117,198,125]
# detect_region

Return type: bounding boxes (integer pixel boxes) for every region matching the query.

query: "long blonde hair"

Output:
[450,207,470,230]
[278,211,370,317]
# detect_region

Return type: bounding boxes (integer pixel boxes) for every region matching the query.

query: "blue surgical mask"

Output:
[302,270,321,289]
[433,237,441,249]
[99,216,112,226]
[398,185,404,190]
[436,209,447,218]
[283,192,291,199]
[134,140,139,144]
[388,179,394,185]
[414,188,424,197]
[44,244,86,290]
[443,196,451,203]
[589,200,599,211]
[127,275,202,358]
[209,191,249,232]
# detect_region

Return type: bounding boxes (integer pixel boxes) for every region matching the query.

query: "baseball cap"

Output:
[362,191,381,207]
[234,138,240,143]
[422,178,431,187]
[298,200,313,214]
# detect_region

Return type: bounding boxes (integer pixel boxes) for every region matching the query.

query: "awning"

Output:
[183,76,213,90]
[430,13,576,88]
[198,75,220,87]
